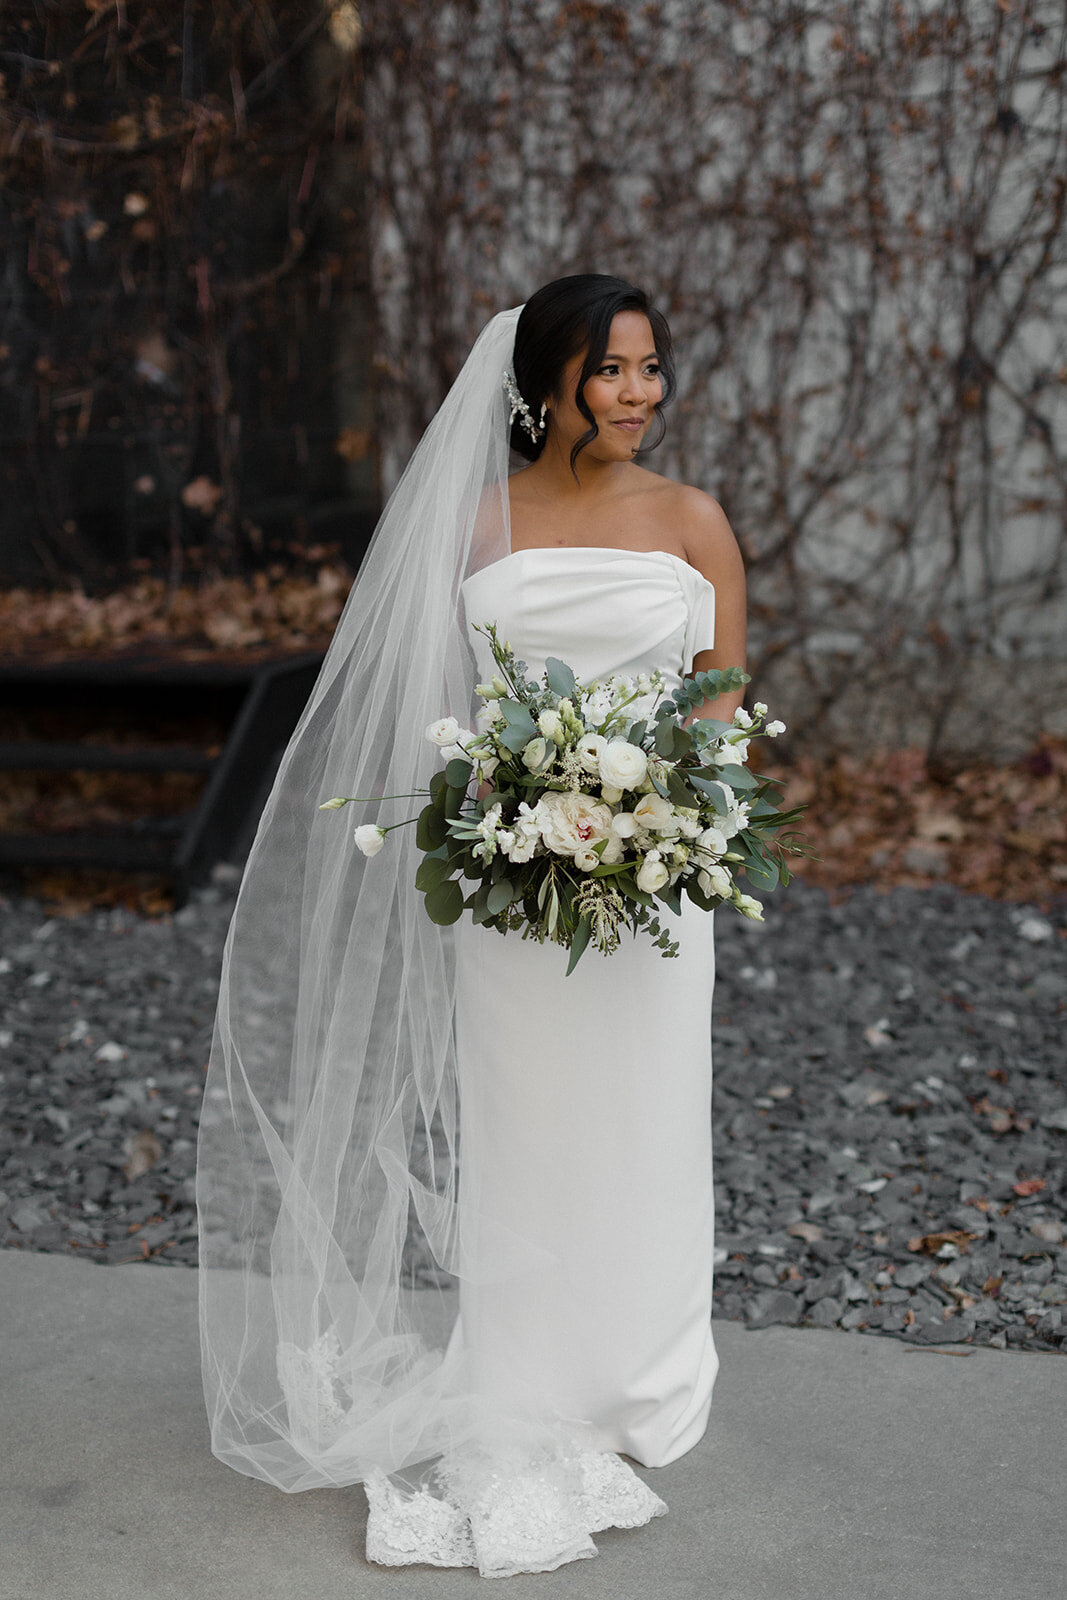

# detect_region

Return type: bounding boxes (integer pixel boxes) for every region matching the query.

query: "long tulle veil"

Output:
[195,306,522,1490]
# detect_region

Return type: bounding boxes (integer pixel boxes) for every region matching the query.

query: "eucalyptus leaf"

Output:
[715,763,759,791]
[743,851,780,891]
[424,878,465,925]
[544,657,576,698]
[444,757,473,789]
[486,879,515,915]
[415,854,454,892]
[416,803,448,851]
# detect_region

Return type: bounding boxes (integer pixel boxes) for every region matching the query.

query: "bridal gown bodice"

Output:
[363,544,721,1578]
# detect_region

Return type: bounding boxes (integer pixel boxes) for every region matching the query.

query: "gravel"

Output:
[1,870,1064,1351]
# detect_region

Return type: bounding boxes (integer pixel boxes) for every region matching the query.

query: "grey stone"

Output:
[746,1289,801,1329]
[808,1296,844,1327]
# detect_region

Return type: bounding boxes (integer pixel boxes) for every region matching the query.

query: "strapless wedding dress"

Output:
[364,547,720,1577]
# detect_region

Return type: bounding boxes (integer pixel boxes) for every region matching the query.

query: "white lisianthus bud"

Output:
[475,754,499,781]
[538,708,564,741]
[318,796,348,809]
[491,676,509,697]
[765,719,786,737]
[574,848,600,872]
[632,792,675,832]
[636,855,670,892]
[576,732,607,774]
[601,784,623,804]
[753,701,768,717]
[734,892,765,920]
[610,812,640,838]
[522,737,549,772]
[475,682,498,698]
[426,716,461,747]
[699,863,732,898]
[598,738,649,791]
[353,823,386,856]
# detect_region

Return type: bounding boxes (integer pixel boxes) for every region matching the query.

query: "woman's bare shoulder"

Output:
[651,478,744,581]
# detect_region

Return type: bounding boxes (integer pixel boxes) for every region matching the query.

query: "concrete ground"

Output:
[1,1249,1063,1600]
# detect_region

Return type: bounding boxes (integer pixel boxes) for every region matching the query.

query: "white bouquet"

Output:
[322,622,805,974]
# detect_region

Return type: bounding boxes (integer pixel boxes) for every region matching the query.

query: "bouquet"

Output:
[321,622,806,974]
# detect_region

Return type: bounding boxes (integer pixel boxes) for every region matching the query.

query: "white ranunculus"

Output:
[576,732,607,774]
[697,826,729,858]
[426,716,461,747]
[636,855,670,892]
[632,792,675,832]
[534,791,614,858]
[353,823,386,856]
[610,811,640,838]
[734,892,765,921]
[598,739,648,791]
[699,863,732,898]
[575,848,600,872]
[522,737,549,772]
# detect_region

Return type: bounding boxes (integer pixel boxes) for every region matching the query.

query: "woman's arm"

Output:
[678,488,748,726]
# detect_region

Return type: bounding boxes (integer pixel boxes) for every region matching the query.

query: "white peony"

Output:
[632,792,675,832]
[598,739,648,791]
[576,732,607,774]
[353,823,386,856]
[534,791,614,858]
[426,716,460,747]
[636,855,670,892]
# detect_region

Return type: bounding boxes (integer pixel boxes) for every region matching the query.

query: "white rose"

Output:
[426,716,461,747]
[636,855,670,893]
[598,739,648,791]
[522,737,550,772]
[698,863,732,898]
[439,741,473,765]
[576,732,607,774]
[632,792,675,832]
[575,848,600,872]
[353,823,386,857]
[697,826,728,858]
[610,811,640,839]
[734,892,765,921]
[534,791,614,858]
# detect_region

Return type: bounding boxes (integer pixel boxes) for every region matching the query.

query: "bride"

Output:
[196,274,747,1578]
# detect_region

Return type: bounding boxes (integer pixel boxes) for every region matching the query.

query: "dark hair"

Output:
[510,274,675,473]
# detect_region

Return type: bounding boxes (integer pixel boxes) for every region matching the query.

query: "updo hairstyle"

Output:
[510,274,675,474]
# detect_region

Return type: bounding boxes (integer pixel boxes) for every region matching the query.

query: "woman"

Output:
[196,274,746,1578]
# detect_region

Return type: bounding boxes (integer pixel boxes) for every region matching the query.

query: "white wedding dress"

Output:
[364,546,720,1576]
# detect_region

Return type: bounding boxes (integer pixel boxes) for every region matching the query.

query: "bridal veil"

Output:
[196,307,523,1489]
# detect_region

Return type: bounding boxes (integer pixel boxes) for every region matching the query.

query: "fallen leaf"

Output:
[123,1128,162,1181]
[908,1229,979,1256]
[1012,1177,1046,1197]
[982,1275,1003,1297]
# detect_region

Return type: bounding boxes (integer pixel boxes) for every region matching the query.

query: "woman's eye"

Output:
[645,365,661,378]
[598,364,620,376]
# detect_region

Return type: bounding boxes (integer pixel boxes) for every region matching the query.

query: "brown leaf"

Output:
[982,1275,1003,1297]
[123,1128,162,1181]
[908,1229,979,1256]
[1012,1177,1046,1197]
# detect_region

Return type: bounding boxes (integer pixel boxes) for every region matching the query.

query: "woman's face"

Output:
[551,311,663,463]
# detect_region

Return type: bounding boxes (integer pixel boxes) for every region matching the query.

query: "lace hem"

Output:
[364,1447,667,1578]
